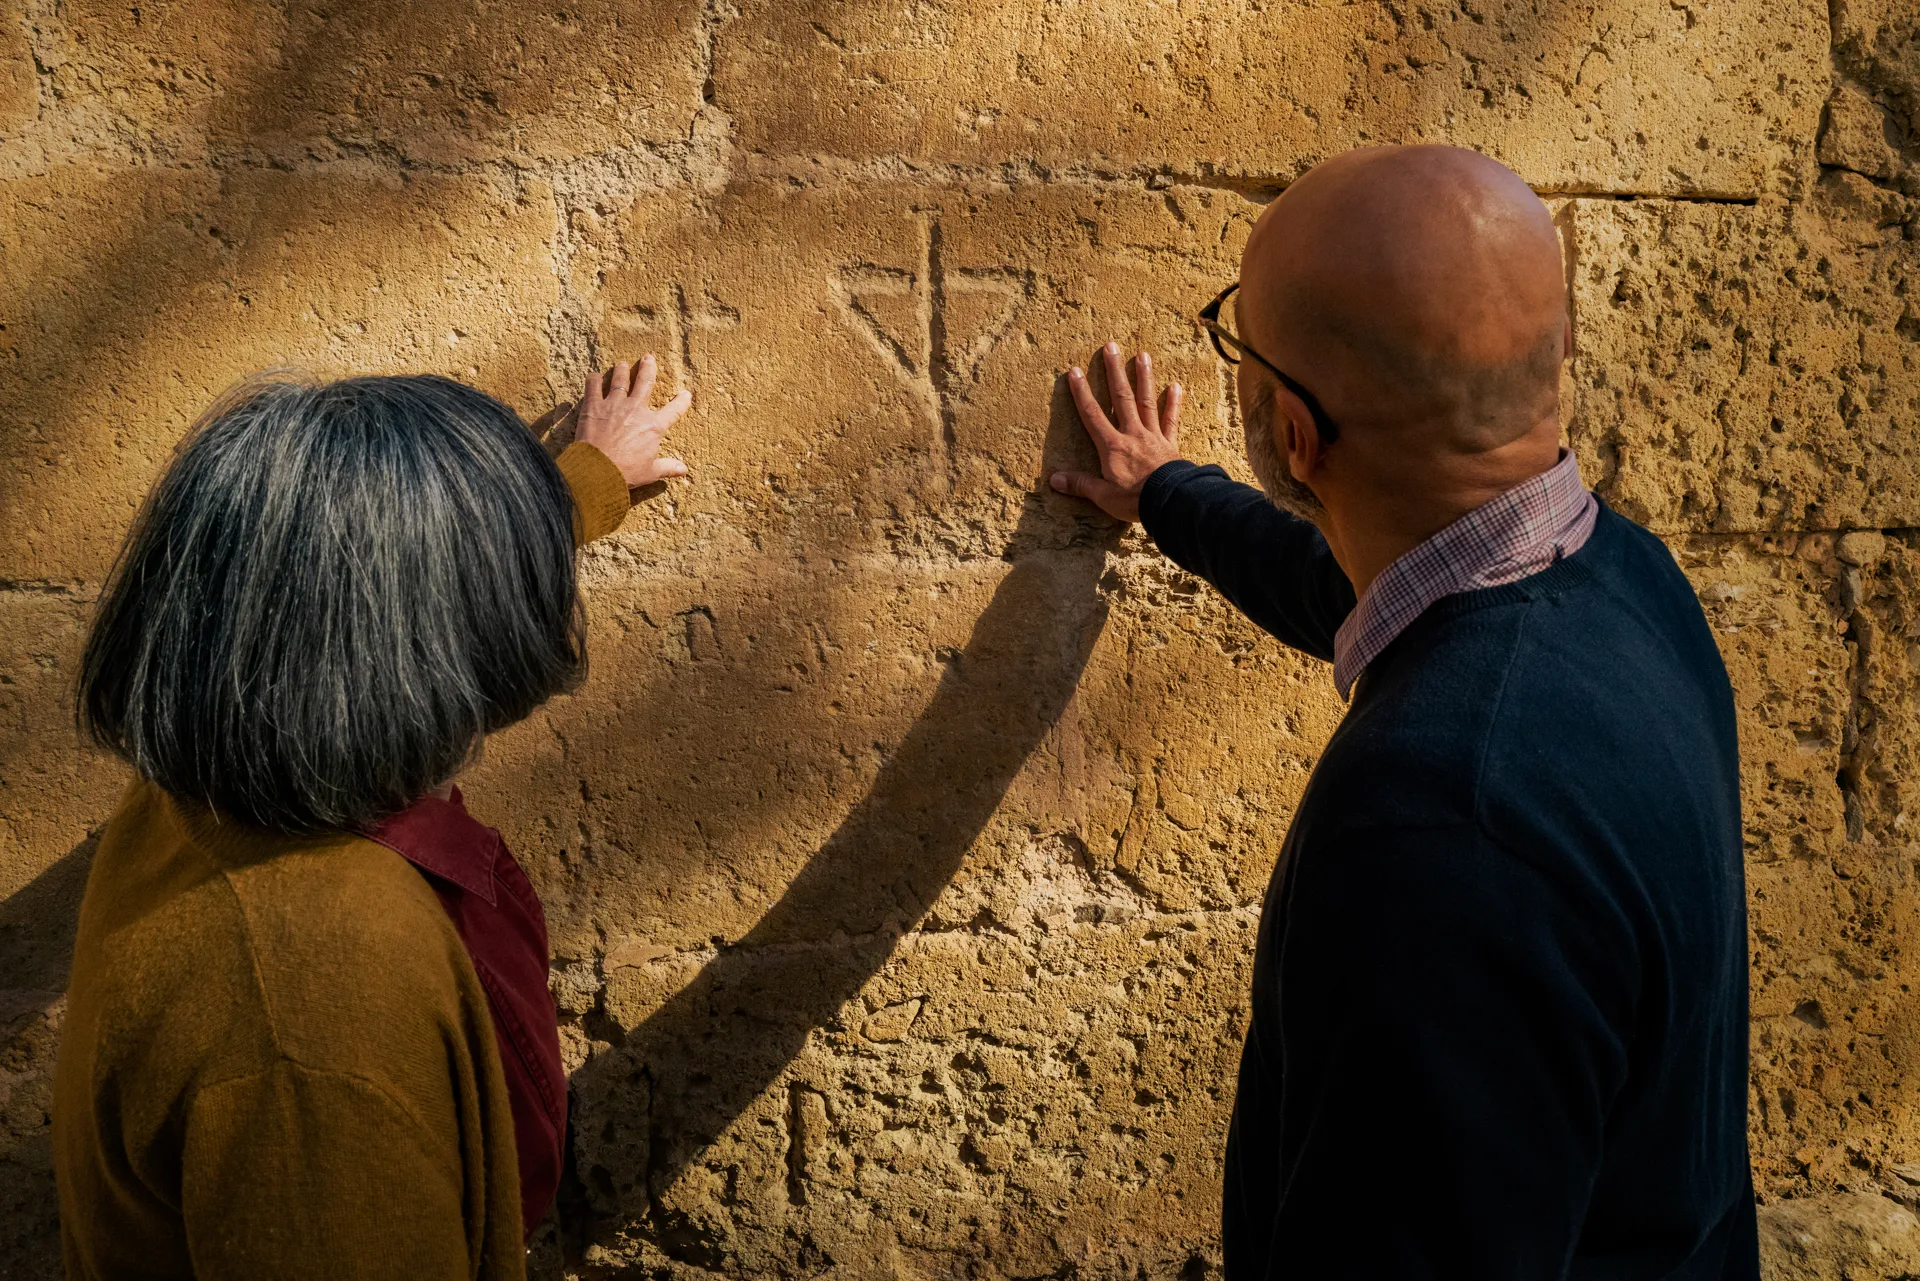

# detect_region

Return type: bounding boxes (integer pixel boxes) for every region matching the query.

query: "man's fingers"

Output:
[632,353,658,401]
[1133,352,1159,432]
[1161,382,1183,445]
[1050,469,1117,503]
[653,456,688,480]
[1100,342,1140,429]
[1066,367,1116,439]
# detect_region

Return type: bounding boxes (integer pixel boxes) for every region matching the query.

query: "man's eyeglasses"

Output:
[1198,282,1341,444]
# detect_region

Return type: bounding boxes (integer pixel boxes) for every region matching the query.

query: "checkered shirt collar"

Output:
[1331,449,1598,699]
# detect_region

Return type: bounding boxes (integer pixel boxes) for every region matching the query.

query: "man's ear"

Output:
[1276,386,1322,482]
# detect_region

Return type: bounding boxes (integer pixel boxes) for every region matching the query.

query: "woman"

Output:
[53,357,689,1279]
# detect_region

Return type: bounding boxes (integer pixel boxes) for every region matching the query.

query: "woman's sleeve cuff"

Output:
[555,442,632,547]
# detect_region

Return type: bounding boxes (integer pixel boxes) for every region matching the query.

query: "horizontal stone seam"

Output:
[599,906,1262,970]
[0,147,1785,210]
[0,580,94,599]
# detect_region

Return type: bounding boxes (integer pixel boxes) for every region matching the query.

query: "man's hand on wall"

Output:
[575,354,692,489]
[1050,341,1184,523]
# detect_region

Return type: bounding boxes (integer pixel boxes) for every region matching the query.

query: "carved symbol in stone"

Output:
[829,214,1033,469]
[608,284,741,387]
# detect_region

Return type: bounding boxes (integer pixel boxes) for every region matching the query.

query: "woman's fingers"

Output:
[656,388,693,426]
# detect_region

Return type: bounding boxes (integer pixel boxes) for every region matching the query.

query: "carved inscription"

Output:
[830,214,1032,471]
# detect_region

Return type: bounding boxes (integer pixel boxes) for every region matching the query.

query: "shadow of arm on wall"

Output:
[560,379,1122,1263]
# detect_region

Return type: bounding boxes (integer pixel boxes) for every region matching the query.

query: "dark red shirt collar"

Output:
[363,787,501,906]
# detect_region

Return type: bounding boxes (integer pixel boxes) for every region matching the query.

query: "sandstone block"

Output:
[717,0,1827,197]
[473,540,1337,961]
[1760,1192,1920,1279]
[573,912,1254,1276]
[1676,538,1850,865]
[0,1,32,131]
[588,181,1256,564]
[1567,184,1920,532]
[0,165,556,582]
[0,592,124,898]
[1689,535,1920,1200]
[0,592,112,1281]
[54,0,705,163]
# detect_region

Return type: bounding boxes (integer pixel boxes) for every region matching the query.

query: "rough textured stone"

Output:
[0,1,33,132]
[586,181,1257,563]
[3,0,1920,1276]
[1697,534,1920,1211]
[1760,1192,1920,1280]
[1828,0,1920,196]
[717,0,1828,197]
[0,593,107,1281]
[44,0,705,164]
[0,164,557,581]
[472,543,1340,958]
[1566,184,1920,533]
[0,592,122,891]
[574,912,1255,1278]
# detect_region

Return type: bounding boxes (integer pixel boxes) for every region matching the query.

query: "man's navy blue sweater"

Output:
[1140,461,1757,1280]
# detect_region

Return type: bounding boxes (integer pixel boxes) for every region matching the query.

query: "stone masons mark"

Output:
[608,286,740,459]
[608,285,741,388]
[829,214,1033,476]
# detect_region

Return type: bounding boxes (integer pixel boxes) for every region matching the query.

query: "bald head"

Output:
[1241,145,1568,453]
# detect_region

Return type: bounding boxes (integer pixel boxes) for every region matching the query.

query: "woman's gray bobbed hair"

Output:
[78,374,585,834]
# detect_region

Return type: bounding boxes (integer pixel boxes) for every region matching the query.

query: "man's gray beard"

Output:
[1243,389,1326,523]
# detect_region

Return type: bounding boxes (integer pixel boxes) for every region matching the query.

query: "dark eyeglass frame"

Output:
[1199,282,1341,443]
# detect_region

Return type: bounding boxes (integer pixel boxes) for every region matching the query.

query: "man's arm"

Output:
[1048,342,1353,663]
[1138,460,1353,663]
[1255,822,1633,1278]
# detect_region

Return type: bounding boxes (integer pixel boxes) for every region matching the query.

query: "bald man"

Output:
[1053,146,1755,1278]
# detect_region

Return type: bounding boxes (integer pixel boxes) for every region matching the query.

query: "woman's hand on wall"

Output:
[575,355,692,488]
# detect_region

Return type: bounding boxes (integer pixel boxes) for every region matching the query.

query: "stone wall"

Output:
[0,1,1915,1277]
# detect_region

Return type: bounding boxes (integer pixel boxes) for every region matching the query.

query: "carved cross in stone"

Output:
[830,214,1033,472]
[607,285,741,388]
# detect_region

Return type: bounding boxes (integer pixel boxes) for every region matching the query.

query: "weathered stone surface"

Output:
[0,1,33,131]
[1566,183,1920,533]
[717,0,1828,197]
[1760,1192,1920,1280]
[587,181,1255,562]
[573,911,1255,1277]
[0,593,122,891]
[1828,0,1920,196]
[47,0,705,164]
[0,593,108,1281]
[0,164,556,581]
[472,543,1340,961]
[1678,538,1850,866]
[1690,534,1920,1205]
[4,0,1920,1275]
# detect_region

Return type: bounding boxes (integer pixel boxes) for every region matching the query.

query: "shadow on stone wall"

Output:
[554,373,1122,1267]
[0,830,97,1280]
